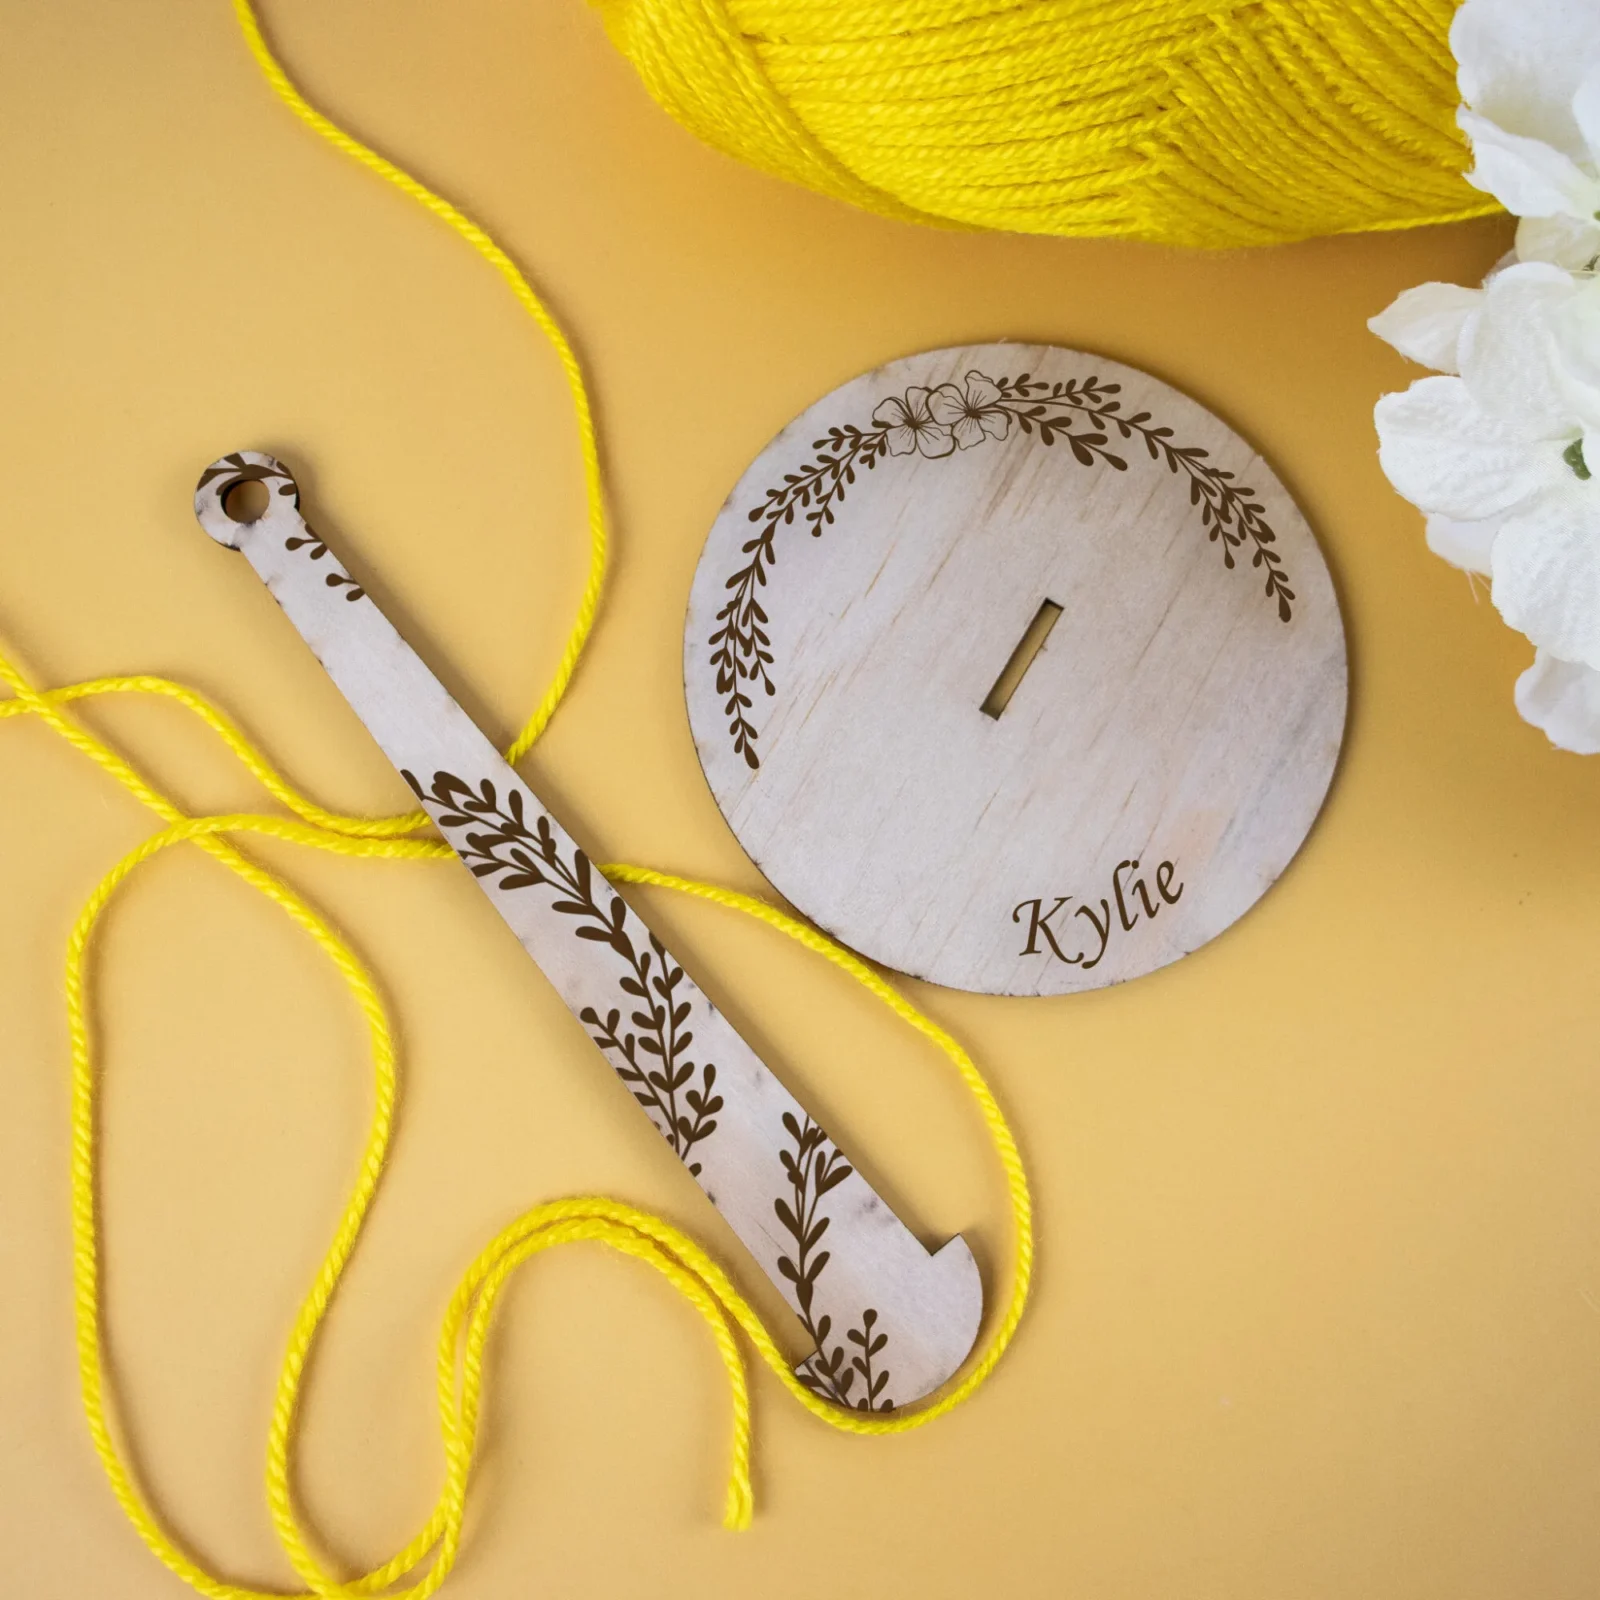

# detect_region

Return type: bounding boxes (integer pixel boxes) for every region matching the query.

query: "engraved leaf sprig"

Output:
[993,373,1293,621]
[776,1111,893,1411]
[709,422,889,769]
[402,768,722,1171]
[197,450,298,502]
[281,520,365,600]
[709,367,1293,767]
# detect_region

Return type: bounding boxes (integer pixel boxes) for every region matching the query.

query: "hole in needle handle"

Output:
[192,449,985,1408]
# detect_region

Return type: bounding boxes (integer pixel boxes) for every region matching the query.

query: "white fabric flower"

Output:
[1370,0,1600,752]
[1368,282,1482,373]
[1372,262,1600,752]
[1451,0,1600,268]
[1517,650,1600,753]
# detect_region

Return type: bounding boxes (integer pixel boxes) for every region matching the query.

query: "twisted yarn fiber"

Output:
[595,0,1500,246]
[0,4,1034,1595]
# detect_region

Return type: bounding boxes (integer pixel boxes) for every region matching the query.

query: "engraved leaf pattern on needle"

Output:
[202,451,369,602]
[777,1112,894,1411]
[402,769,723,1172]
[282,526,366,601]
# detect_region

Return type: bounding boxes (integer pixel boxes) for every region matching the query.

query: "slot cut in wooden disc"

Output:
[684,344,1347,996]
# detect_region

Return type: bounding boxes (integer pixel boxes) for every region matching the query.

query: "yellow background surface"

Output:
[4,5,1598,1597]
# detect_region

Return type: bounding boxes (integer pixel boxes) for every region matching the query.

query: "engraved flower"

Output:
[928,372,1014,449]
[872,387,955,458]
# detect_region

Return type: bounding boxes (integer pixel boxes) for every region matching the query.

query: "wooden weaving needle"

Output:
[194,451,983,1410]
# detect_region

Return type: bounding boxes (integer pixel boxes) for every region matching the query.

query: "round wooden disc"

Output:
[684,344,1347,996]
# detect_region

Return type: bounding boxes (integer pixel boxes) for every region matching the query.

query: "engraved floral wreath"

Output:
[707,369,1295,769]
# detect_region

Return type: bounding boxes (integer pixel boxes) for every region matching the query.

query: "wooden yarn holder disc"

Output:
[684,345,1347,996]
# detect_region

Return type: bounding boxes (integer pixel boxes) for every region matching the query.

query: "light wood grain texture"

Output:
[18,6,1600,1597]
[685,344,1348,995]
[195,451,981,1409]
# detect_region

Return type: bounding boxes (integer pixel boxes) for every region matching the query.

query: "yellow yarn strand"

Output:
[229,0,602,766]
[0,675,426,837]
[4,647,1029,1594]
[2,6,1032,1595]
[594,0,1501,248]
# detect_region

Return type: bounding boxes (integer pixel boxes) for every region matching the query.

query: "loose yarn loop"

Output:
[594,0,1500,247]
[0,5,1032,1596]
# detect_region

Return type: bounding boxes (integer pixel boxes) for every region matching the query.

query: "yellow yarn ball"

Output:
[594,0,1501,248]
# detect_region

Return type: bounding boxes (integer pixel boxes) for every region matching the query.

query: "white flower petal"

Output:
[1459,262,1582,438]
[1552,278,1600,435]
[1516,212,1600,269]
[1458,108,1600,217]
[1375,376,1562,521]
[1453,0,1600,161]
[1573,62,1600,168]
[1368,283,1481,373]
[1483,248,1520,284]
[1425,513,1502,574]
[1514,650,1600,754]
[1490,479,1600,667]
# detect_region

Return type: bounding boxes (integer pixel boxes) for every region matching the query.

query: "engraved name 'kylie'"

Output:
[1013,858,1184,969]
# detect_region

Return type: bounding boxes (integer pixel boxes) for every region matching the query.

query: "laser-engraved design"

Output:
[1013,858,1185,970]
[402,769,723,1175]
[777,1113,894,1411]
[683,344,1348,998]
[193,450,985,1408]
[710,370,1293,769]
